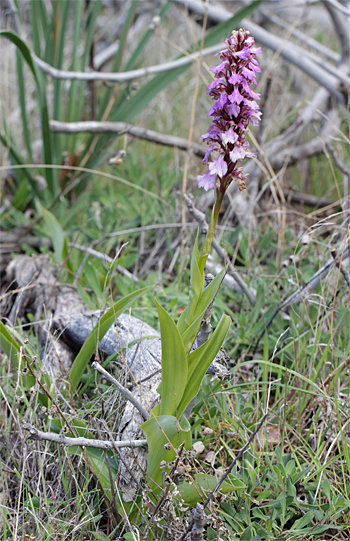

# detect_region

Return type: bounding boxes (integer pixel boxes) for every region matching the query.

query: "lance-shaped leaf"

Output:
[176,474,245,507]
[141,414,192,493]
[177,314,231,418]
[153,300,187,416]
[179,268,226,353]
[69,286,153,391]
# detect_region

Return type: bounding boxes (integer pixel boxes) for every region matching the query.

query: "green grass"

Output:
[1,1,350,539]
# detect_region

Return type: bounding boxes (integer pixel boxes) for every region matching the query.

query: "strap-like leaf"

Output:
[69,286,153,391]
[177,314,231,417]
[154,300,188,416]
[141,414,192,493]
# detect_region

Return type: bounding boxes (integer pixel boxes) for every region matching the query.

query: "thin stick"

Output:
[50,120,206,157]
[92,361,150,421]
[32,43,226,82]
[22,422,147,450]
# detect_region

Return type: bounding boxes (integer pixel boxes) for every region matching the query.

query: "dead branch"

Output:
[68,242,138,282]
[33,42,225,83]
[50,120,205,158]
[22,422,147,450]
[92,362,150,422]
[331,248,350,289]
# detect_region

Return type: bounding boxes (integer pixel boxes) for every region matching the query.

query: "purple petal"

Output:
[228,73,243,85]
[225,102,240,117]
[221,127,238,145]
[249,61,261,73]
[209,156,228,178]
[197,172,216,191]
[203,144,215,162]
[243,98,260,111]
[210,61,227,74]
[229,146,246,162]
[245,36,254,47]
[235,46,251,59]
[251,46,262,55]
[229,87,244,104]
[242,67,256,81]
[247,88,260,100]
[206,80,221,93]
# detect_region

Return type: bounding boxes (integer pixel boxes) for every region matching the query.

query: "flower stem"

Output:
[199,188,224,274]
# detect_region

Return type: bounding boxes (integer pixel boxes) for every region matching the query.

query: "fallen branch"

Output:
[22,422,147,450]
[92,361,150,422]
[68,242,138,282]
[33,42,225,83]
[50,120,205,158]
[331,248,350,289]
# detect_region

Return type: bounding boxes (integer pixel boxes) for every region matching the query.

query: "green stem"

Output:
[199,189,224,274]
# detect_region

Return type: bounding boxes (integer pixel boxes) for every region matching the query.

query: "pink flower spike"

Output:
[198,28,262,192]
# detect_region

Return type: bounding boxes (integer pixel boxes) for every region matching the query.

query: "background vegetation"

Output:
[0,0,349,539]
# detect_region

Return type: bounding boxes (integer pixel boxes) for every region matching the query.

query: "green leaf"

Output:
[322,478,331,501]
[177,314,230,417]
[240,527,252,541]
[290,510,314,530]
[69,286,153,391]
[176,473,242,507]
[0,30,54,192]
[179,269,226,352]
[114,0,264,122]
[141,414,192,493]
[16,50,33,161]
[0,321,21,369]
[153,300,187,417]
[36,201,67,262]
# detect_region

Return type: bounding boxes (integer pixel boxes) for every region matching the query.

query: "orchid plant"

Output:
[142,29,262,501]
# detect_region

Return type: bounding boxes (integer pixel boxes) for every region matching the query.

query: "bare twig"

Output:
[68,242,138,282]
[50,120,206,157]
[22,422,147,450]
[92,361,150,421]
[324,0,350,17]
[33,43,226,82]
[177,414,268,541]
[331,248,350,289]
[326,144,350,180]
[261,7,340,62]
[190,503,206,540]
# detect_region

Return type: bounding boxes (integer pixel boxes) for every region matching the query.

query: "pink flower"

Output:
[197,29,262,193]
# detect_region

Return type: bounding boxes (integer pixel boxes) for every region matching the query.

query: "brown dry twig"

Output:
[331,248,350,289]
[92,361,150,421]
[22,422,148,450]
